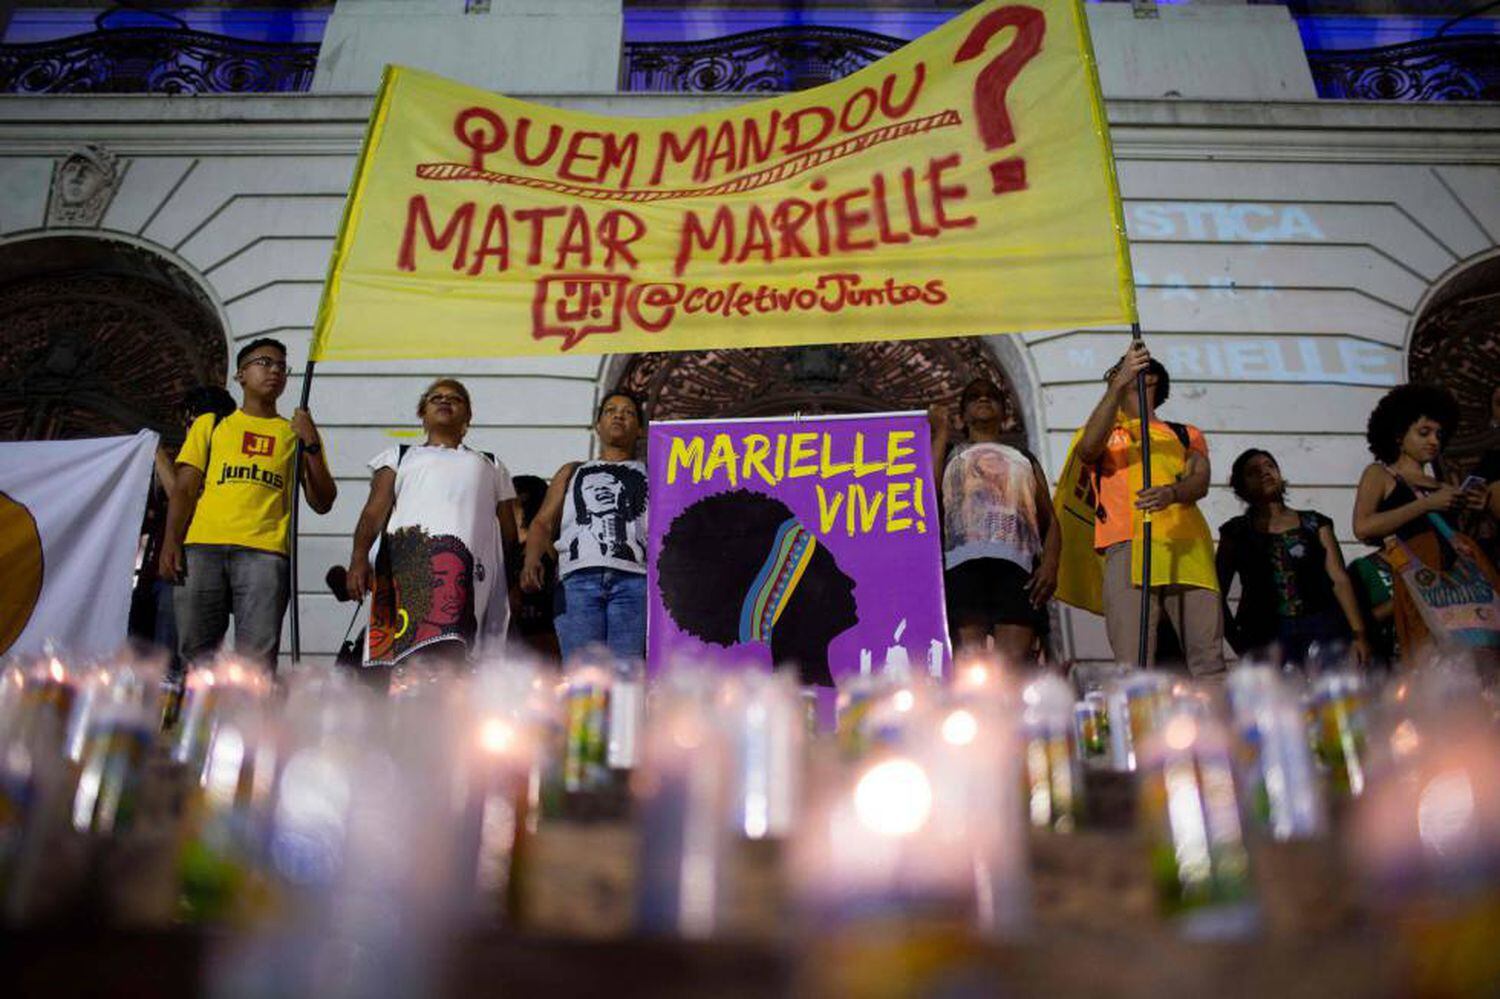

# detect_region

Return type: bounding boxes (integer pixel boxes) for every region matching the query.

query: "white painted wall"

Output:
[1085,4,1318,101]
[311,2,1316,102]
[0,94,1496,669]
[312,0,624,94]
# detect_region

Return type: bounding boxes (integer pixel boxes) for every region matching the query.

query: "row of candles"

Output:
[2,646,1499,967]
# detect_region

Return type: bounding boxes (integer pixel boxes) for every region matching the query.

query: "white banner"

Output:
[0,430,157,659]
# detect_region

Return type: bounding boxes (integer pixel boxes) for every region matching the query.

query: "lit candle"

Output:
[635,673,728,938]
[1310,669,1370,799]
[1135,706,1257,938]
[726,670,803,841]
[70,663,158,836]
[462,709,535,925]
[1226,666,1325,840]
[1021,675,1083,832]
[794,679,1028,938]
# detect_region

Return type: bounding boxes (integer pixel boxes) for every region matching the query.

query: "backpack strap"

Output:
[200,410,229,484]
[1165,421,1192,452]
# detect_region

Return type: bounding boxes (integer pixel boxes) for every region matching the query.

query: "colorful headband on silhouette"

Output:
[738,518,817,645]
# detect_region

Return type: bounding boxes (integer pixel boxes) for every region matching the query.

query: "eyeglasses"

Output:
[242,356,288,373]
[425,393,467,406]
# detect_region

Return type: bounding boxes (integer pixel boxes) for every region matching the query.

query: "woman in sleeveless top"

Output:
[930,377,1058,663]
[1217,449,1369,667]
[1352,385,1493,661]
[522,391,649,662]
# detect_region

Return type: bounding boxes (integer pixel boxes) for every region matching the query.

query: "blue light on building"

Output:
[3,7,330,46]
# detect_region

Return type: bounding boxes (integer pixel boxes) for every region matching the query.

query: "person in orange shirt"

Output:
[1070,344,1223,678]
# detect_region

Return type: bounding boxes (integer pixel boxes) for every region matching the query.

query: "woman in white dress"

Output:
[346,379,519,682]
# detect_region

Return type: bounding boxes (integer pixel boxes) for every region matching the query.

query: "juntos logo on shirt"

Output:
[217,463,285,490]
[241,431,275,457]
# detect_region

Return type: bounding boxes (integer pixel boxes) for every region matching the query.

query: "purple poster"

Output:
[647,412,949,688]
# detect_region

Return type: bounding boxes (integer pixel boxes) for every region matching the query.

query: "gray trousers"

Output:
[1102,543,1226,680]
[174,544,289,668]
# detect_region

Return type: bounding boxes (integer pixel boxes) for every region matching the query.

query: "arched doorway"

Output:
[1408,251,1500,470]
[615,337,1027,442]
[0,235,228,444]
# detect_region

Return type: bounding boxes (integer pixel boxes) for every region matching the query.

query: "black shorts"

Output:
[944,558,1047,632]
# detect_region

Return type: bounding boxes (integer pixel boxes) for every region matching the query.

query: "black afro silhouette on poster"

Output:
[657,489,858,687]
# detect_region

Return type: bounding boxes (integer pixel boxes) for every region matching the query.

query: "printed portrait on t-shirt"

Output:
[570,462,647,564]
[368,526,479,663]
[942,442,1041,561]
[657,489,859,687]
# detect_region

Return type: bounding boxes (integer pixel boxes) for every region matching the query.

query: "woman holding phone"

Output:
[1352,385,1497,661]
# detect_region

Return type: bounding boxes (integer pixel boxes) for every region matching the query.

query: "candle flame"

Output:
[48,658,66,683]
[941,709,979,746]
[478,717,515,755]
[854,758,932,837]
[1164,715,1199,752]
[1389,720,1421,760]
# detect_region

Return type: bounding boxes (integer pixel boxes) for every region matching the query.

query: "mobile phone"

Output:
[1461,475,1487,492]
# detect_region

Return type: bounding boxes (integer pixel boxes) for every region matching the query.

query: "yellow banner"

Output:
[311,0,1135,361]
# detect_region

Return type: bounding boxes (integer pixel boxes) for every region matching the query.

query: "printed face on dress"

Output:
[1400,416,1444,465]
[579,470,624,517]
[969,449,1012,489]
[236,347,287,401]
[595,394,641,450]
[428,551,469,626]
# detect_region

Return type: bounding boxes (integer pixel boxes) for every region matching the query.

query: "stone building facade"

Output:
[0,1,1496,667]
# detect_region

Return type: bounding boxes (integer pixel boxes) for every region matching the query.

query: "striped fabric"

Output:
[738,519,817,644]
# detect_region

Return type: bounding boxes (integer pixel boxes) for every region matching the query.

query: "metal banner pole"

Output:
[1132,323,1153,670]
[288,359,316,664]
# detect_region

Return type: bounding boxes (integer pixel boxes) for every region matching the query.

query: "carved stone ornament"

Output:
[46,144,123,229]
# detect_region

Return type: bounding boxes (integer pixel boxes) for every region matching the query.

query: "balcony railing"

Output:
[1307,34,1500,100]
[0,27,320,94]
[621,26,905,93]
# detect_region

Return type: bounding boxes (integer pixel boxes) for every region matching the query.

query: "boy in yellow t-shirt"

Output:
[159,338,337,667]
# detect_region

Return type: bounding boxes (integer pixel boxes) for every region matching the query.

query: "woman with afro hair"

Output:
[1352,384,1494,659]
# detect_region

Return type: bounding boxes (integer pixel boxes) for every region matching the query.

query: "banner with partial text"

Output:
[311,0,1134,360]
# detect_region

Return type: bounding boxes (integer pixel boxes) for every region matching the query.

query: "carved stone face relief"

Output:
[46,144,122,228]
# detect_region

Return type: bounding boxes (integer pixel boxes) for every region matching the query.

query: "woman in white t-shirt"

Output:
[346,379,519,680]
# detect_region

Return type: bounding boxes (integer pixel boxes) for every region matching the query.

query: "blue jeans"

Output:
[553,568,646,662]
[1276,609,1351,668]
[174,544,289,668]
